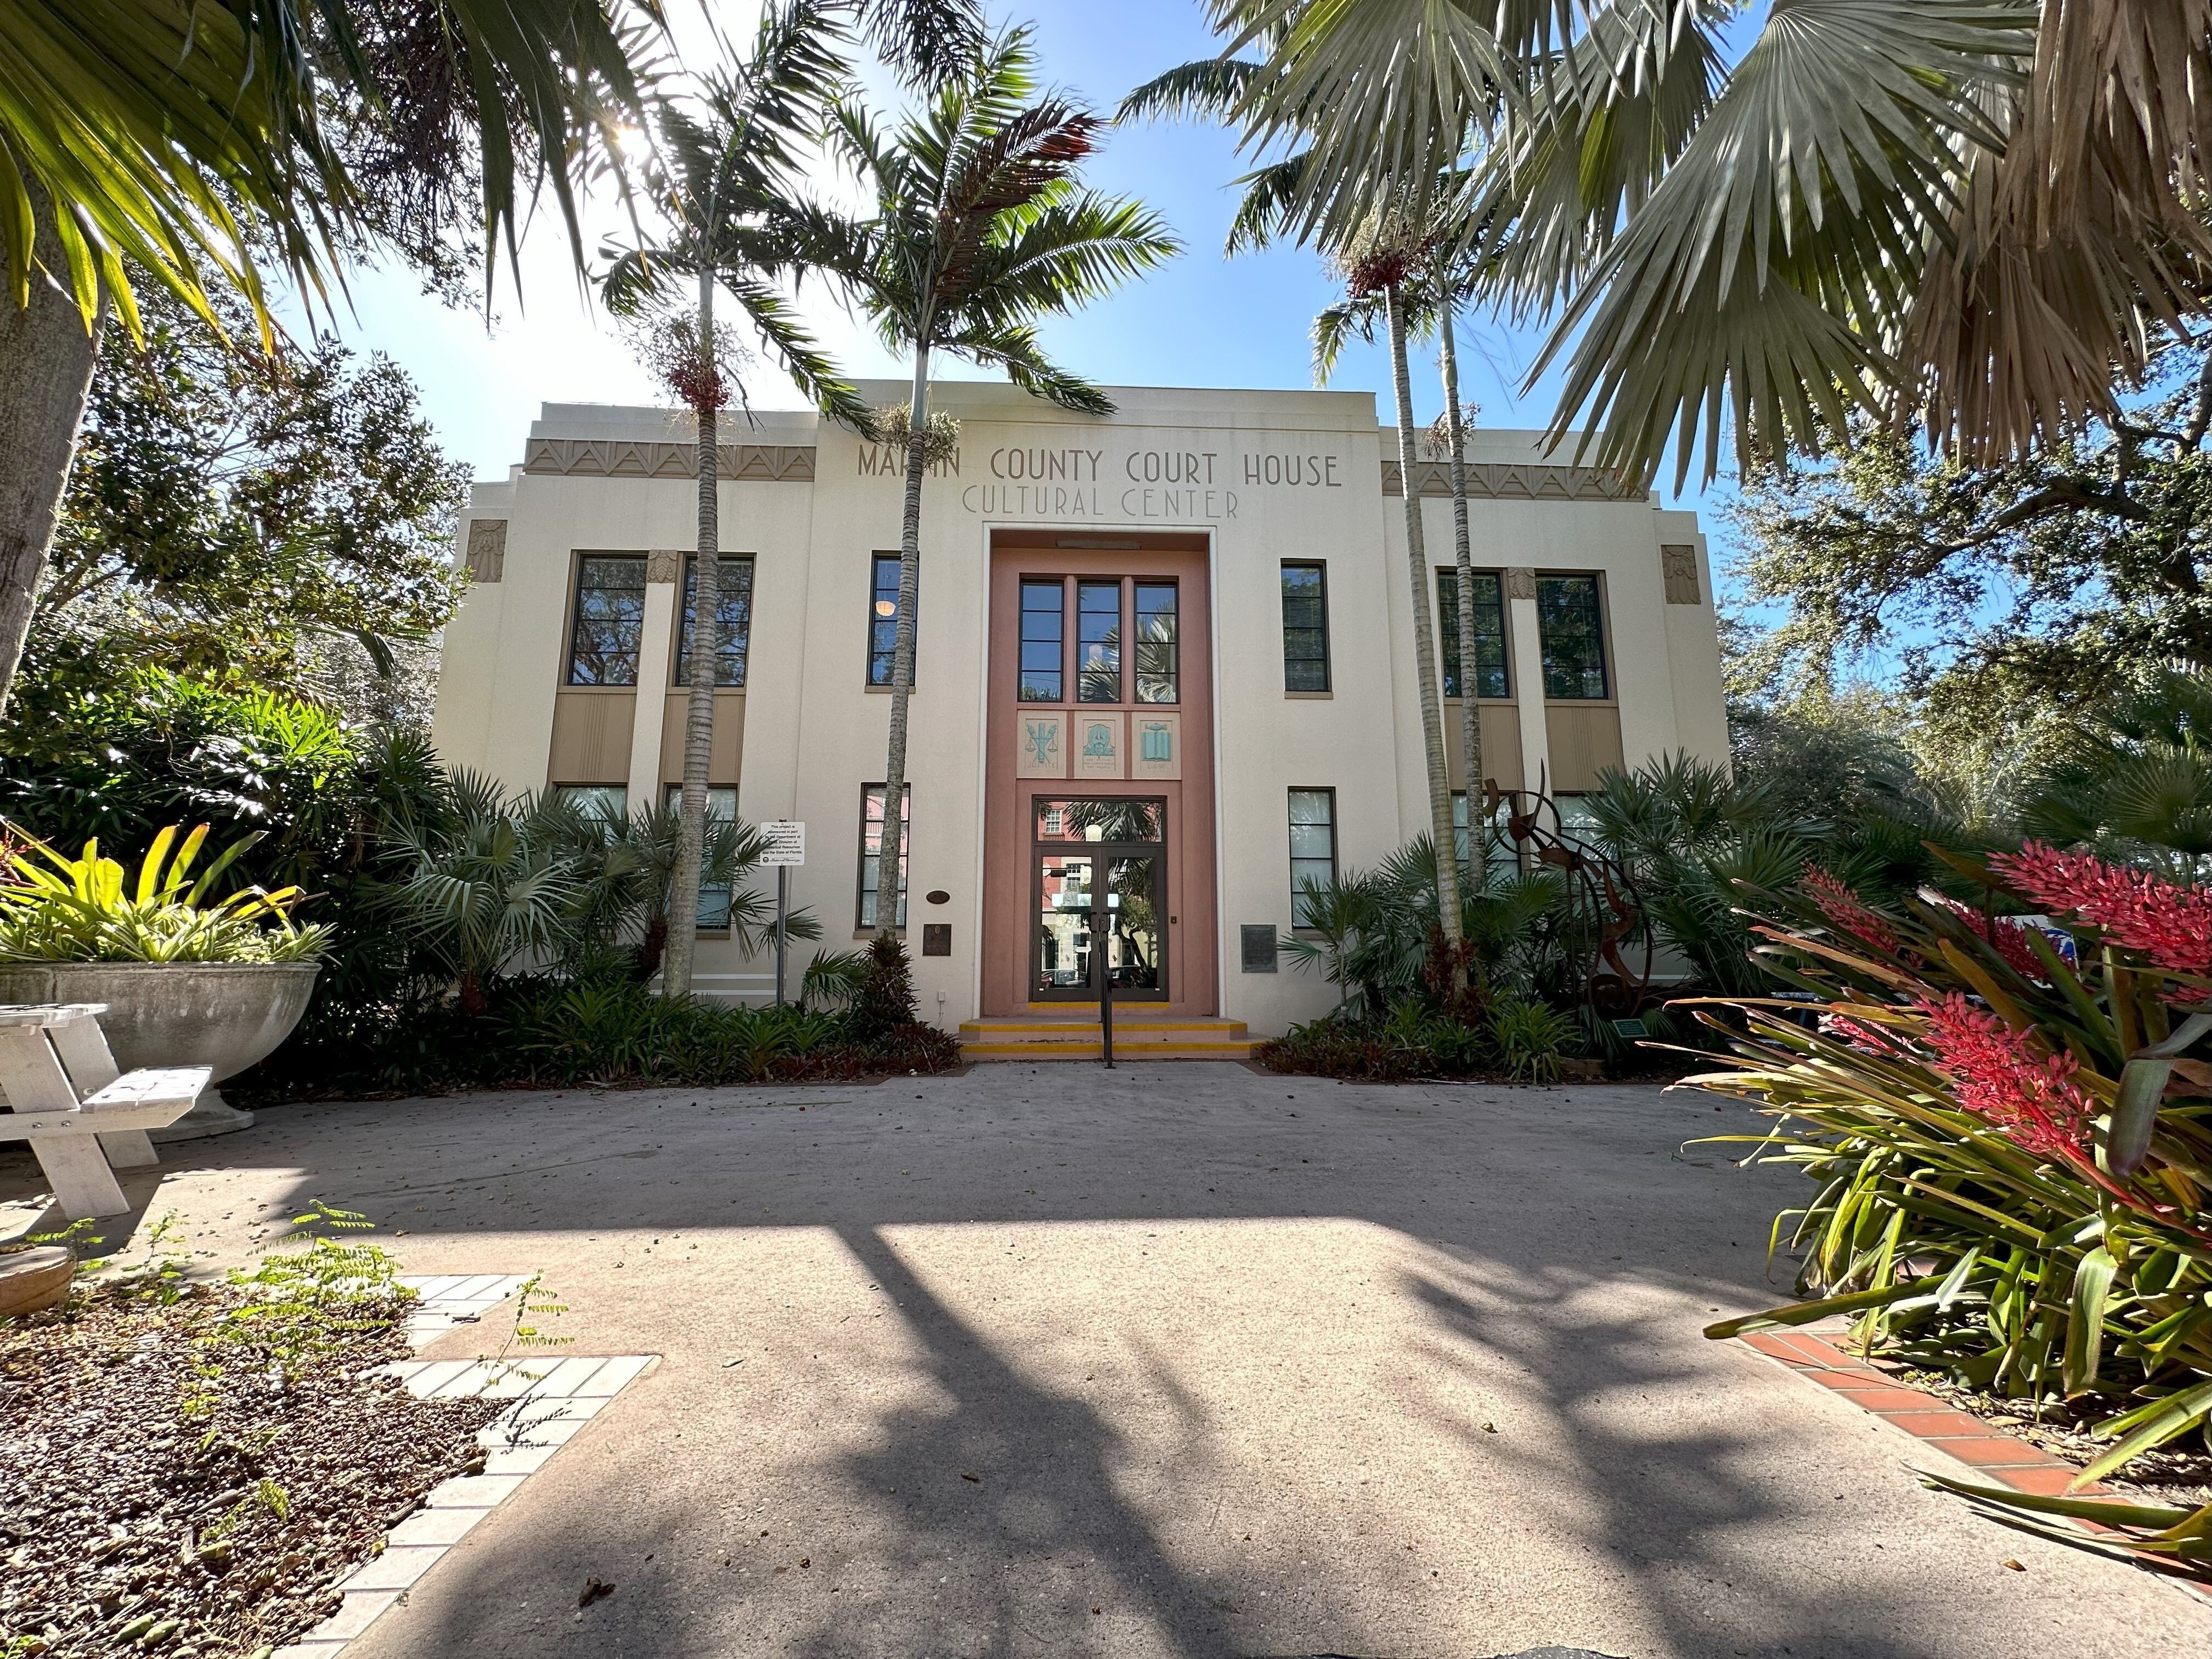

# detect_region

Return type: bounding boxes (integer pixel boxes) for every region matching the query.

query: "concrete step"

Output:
[961,1014,1257,1063]
[961,1041,1260,1062]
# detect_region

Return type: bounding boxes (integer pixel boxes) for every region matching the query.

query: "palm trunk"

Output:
[874,344,930,939]
[1436,266,1482,885]
[663,265,723,998]
[0,207,104,718]
[1386,284,1464,963]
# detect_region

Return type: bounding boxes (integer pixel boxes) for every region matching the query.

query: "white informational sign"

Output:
[759,821,806,867]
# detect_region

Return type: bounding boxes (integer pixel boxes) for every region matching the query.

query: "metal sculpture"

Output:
[1483,774,1653,1015]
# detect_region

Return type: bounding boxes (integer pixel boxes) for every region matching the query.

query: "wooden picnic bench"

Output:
[0,1005,209,1219]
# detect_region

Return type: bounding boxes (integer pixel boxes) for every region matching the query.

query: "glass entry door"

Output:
[1032,798,1167,1001]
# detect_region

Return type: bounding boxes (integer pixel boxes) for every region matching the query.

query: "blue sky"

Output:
[313,1,1728,526]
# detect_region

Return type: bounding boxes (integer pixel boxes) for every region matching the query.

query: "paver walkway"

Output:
[2,1065,2202,1658]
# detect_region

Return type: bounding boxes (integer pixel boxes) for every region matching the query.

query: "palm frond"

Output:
[1532,0,2038,488]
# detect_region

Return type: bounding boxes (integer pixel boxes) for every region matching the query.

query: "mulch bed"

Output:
[1,1277,498,1658]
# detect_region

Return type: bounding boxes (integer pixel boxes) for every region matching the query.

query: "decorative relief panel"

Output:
[1661,544,1701,604]
[645,549,682,584]
[1130,712,1181,781]
[1504,566,1537,601]
[1073,714,1124,780]
[1383,458,1644,501]
[523,438,816,482]
[465,520,506,582]
[1016,712,1068,779]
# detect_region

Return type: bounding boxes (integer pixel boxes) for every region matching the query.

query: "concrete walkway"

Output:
[2,1066,2202,1658]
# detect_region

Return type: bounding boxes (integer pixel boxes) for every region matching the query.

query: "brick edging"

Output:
[1736,1328,2113,1500]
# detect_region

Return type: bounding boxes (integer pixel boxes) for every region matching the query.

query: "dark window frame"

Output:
[1076,578,1123,703]
[867,552,915,688]
[1436,567,1511,701]
[1288,786,1339,930]
[1535,572,1611,701]
[661,784,740,932]
[1132,579,1180,705]
[1018,576,1066,703]
[856,782,912,930]
[1280,561,1331,693]
[565,552,648,686]
[673,554,757,688]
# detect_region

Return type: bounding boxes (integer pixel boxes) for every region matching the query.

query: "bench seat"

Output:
[0,1067,211,1138]
[0,1006,210,1219]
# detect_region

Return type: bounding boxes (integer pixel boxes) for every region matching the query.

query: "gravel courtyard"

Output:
[2,1065,2201,1659]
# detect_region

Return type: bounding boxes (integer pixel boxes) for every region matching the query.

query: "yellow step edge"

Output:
[960,1023,1250,1035]
[962,1044,1259,1058]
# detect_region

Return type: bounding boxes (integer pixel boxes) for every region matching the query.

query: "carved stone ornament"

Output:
[1504,567,1537,601]
[523,438,816,482]
[464,519,506,583]
[645,549,683,585]
[1661,544,1701,604]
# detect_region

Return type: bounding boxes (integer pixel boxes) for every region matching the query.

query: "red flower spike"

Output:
[1915,992,2095,1165]
[1802,866,1903,955]
[1989,844,2212,973]
[1929,894,2051,983]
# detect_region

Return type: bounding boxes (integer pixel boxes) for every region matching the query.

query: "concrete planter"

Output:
[0,961,319,1139]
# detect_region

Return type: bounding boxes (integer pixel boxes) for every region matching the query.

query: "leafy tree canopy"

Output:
[21,284,468,727]
[1726,343,2212,746]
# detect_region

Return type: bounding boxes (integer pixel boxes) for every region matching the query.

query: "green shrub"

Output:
[1695,843,2212,1578]
[0,669,369,890]
[235,970,960,1101]
[1254,998,1487,1082]
[1486,997,1581,1083]
[0,824,331,964]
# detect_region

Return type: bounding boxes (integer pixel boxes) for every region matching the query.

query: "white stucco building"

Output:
[432,381,1726,1047]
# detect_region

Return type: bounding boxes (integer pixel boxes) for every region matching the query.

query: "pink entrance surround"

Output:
[980,531,1217,1018]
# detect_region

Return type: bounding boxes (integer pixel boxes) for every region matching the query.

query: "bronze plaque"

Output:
[922,923,952,957]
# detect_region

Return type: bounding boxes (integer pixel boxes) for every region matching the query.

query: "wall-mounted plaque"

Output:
[1074,714,1124,779]
[924,888,951,906]
[1240,924,1279,973]
[1660,544,1701,604]
[465,520,506,583]
[1015,712,1068,778]
[1130,712,1181,781]
[922,923,952,957]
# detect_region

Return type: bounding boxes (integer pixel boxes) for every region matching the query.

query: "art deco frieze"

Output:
[523,438,817,482]
[1381,458,1644,501]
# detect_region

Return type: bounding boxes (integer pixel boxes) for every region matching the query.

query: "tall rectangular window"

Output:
[868,553,912,687]
[1451,791,1520,877]
[1537,575,1609,699]
[1077,579,1121,702]
[1288,788,1337,928]
[555,785,628,830]
[663,786,739,929]
[675,556,754,687]
[1436,569,1510,699]
[1281,562,1330,692]
[1133,582,1178,703]
[1019,578,1065,702]
[859,783,911,929]
[567,555,647,685]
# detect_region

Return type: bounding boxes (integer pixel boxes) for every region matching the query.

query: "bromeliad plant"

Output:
[0,823,330,963]
[1687,845,2212,1580]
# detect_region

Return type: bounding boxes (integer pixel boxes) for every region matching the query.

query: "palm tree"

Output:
[800,28,1179,941]
[1206,0,2212,485]
[1312,252,1489,882]
[601,1,869,997]
[0,0,662,719]
[0,0,988,721]
[1119,68,1471,963]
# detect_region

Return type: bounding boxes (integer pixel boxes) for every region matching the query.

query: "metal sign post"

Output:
[1094,903,1115,1069]
[757,822,806,1007]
